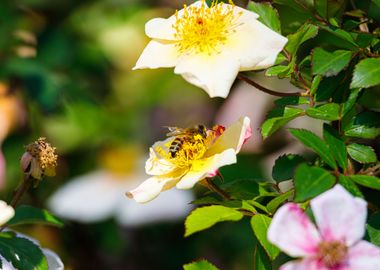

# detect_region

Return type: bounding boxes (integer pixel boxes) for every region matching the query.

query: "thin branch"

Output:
[237,74,307,97]
[9,175,32,209]
[205,178,231,200]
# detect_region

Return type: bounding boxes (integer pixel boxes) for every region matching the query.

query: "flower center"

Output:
[172,0,240,55]
[156,134,209,169]
[317,241,348,268]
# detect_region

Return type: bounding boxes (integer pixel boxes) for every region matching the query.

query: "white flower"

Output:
[133,1,287,98]
[0,200,14,226]
[48,170,193,226]
[127,117,251,203]
[268,185,380,270]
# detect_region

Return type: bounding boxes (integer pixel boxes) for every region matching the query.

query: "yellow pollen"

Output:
[173,0,241,55]
[155,132,215,169]
[317,241,348,268]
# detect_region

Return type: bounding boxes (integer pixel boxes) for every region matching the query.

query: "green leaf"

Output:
[314,0,345,19]
[185,206,243,237]
[338,175,363,198]
[294,164,336,202]
[344,111,380,139]
[310,75,322,95]
[0,232,48,270]
[254,244,271,270]
[250,215,280,260]
[351,58,380,89]
[320,26,358,50]
[265,65,292,77]
[348,175,380,190]
[323,124,348,170]
[347,144,377,164]
[222,179,260,200]
[183,260,219,270]
[312,48,352,77]
[267,190,293,214]
[289,129,337,169]
[274,97,309,106]
[7,205,64,227]
[367,213,380,247]
[262,107,304,138]
[286,24,319,55]
[342,89,361,116]
[247,2,281,33]
[272,154,305,182]
[306,103,341,121]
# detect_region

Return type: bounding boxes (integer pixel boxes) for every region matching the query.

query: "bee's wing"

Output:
[165,126,186,137]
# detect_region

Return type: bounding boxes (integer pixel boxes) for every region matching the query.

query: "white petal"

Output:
[0,201,14,226]
[133,40,179,70]
[347,241,380,270]
[145,140,176,176]
[227,15,287,70]
[145,18,175,40]
[126,174,181,203]
[176,148,236,189]
[310,184,367,246]
[280,259,326,270]
[206,116,251,157]
[47,171,120,222]
[174,52,240,98]
[43,249,64,270]
[116,188,193,226]
[268,203,321,257]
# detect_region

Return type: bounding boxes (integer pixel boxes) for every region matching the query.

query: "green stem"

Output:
[205,178,231,200]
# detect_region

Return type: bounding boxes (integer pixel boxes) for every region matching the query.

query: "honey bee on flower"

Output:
[133,1,287,98]
[127,117,251,203]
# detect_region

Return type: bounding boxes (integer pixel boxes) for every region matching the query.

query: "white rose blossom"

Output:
[127,117,251,203]
[133,0,288,98]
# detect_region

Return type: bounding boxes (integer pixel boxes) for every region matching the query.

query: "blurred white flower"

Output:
[0,200,14,226]
[48,147,193,226]
[134,1,287,98]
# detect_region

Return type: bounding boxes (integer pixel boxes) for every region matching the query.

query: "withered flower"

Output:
[20,137,58,180]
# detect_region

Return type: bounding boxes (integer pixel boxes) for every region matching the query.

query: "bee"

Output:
[166,125,208,158]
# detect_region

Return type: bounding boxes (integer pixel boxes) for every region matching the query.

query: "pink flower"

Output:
[268,185,380,270]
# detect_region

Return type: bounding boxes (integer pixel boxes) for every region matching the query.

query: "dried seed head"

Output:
[21,137,58,180]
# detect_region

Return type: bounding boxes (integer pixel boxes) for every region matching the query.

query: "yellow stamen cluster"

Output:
[317,241,348,268]
[25,137,58,170]
[155,134,213,169]
[173,0,240,55]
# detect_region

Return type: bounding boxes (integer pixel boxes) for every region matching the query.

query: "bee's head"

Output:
[196,125,207,138]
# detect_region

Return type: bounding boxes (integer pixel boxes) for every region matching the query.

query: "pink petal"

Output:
[280,259,327,270]
[310,185,367,246]
[205,117,251,157]
[347,241,380,270]
[268,203,321,257]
